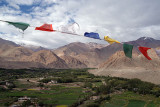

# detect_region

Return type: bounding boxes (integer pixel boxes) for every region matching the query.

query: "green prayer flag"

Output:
[123,43,133,58]
[7,21,30,31]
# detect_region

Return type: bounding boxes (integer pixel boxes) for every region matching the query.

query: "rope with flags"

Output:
[0,19,159,60]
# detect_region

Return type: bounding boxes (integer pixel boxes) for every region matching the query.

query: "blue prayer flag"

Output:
[84,32,100,39]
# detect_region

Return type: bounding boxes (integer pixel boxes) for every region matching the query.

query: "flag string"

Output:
[0,19,158,60]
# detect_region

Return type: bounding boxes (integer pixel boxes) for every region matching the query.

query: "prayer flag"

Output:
[35,24,55,32]
[123,43,133,58]
[7,21,30,31]
[57,22,80,33]
[139,47,152,60]
[104,36,120,44]
[84,32,100,39]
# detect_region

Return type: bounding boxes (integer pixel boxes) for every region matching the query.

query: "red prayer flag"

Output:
[35,24,55,32]
[139,46,152,60]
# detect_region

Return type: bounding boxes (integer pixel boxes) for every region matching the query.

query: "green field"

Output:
[127,100,146,107]
[101,91,160,107]
[93,82,103,87]
[0,86,88,106]
[0,68,160,106]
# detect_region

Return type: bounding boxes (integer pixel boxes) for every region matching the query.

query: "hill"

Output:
[0,37,160,70]
[90,49,160,84]
[0,38,68,69]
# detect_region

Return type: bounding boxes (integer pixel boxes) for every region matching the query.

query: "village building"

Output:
[90,96,100,100]
[48,80,57,84]
[18,96,31,102]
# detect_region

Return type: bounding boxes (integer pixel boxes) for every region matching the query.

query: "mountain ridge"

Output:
[0,37,160,70]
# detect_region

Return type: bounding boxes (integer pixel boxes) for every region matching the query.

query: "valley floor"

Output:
[0,68,160,107]
[89,68,160,85]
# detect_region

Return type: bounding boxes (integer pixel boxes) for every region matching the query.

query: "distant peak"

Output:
[70,42,84,45]
[87,42,98,44]
[137,37,155,41]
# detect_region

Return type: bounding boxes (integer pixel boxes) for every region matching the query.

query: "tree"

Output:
[86,102,99,107]
[57,78,73,83]
[39,78,51,83]
[38,101,44,107]
[37,83,44,87]
[7,83,16,90]
[4,102,10,107]
[83,82,92,88]
[126,78,141,90]
[97,85,111,94]
[22,100,32,107]
[0,86,6,92]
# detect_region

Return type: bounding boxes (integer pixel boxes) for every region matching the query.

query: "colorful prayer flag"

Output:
[139,47,152,60]
[104,36,120,44]
[123,43,133,58]
[7,21,30,31]
[84,32,100,39]
[35,24,55,32]
[57,22,80,33]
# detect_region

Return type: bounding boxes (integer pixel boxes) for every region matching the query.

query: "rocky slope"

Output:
[90,49,160,84]
[21,44,48,52]
[53,42,92,57]
[1,37,160,70]
[60,55,87,68]
[0,38,68,69]
[54,42,108,68]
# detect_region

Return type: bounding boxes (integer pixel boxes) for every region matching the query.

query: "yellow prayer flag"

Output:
[104,36,120,44]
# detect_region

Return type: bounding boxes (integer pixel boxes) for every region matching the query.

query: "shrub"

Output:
[83,82,92,88]
[22,100,32,106]
[97,85,111,94]
[39,78,51,83]
[86,102,99,107]
[57,78,73,83]
[37,83,44,87]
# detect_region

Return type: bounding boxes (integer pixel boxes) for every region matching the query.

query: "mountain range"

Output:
[89,37,160,84]
[0,37,160,84]
[0,38,107,69]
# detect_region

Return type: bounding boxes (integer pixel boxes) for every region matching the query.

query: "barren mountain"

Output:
[0,47,33,59]
[21,44,48,52]
[0,38,18,55]
[86,42,108,49]
[53,42,91,57]
[22,50,68,68]
[90,49,160,84]
[0,57,45,69]
[88,37,160,84]
[73,48,105,67]
[54,42,108,68]
[0,38,68,69]
[60,55,87,68]
[95,37,160,62]
[127,37,160,48]
[1,37,160,70]
[53,37,160,68]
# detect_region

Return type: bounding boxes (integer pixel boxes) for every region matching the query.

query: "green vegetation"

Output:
[93,82,103,87]
[0,68,160,106]
[101,91,160,107]
[0,86,88,106]
[127,100,146,107]
[147,101,156,107]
